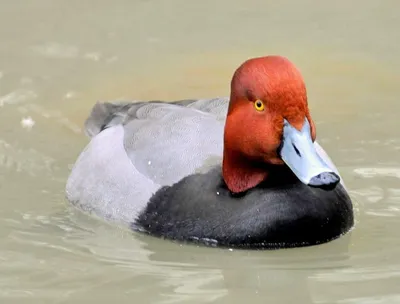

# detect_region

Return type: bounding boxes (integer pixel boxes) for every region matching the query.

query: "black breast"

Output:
[134,166,354,249]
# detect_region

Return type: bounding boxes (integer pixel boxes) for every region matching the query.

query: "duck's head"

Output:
[223,55,340,193]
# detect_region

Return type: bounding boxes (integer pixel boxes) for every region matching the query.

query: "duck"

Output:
[66,55,354,249]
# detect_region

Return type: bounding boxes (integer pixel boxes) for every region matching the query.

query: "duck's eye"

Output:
[254,100,265,111]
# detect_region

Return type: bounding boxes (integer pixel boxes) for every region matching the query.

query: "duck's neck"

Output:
[222,149,269,194]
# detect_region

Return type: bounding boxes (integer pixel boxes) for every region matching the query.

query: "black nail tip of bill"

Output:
[308,172,340,191]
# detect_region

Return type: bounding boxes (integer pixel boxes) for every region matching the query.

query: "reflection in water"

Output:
[3,209,355,303]
[1,0,400,303]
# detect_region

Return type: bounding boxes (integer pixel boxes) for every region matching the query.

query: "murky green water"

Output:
[1,1,400,303]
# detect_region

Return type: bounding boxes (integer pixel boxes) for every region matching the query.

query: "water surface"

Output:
[1,1,400,303]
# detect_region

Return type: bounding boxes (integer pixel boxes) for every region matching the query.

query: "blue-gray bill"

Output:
[279,118,340,190]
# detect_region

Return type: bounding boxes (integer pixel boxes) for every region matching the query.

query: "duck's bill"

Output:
[279,118,340,190]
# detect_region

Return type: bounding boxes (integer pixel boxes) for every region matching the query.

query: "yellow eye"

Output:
[254,100,265,111]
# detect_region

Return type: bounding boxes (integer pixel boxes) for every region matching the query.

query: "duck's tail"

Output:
[84,101,134,138]
[84,99,200,138]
